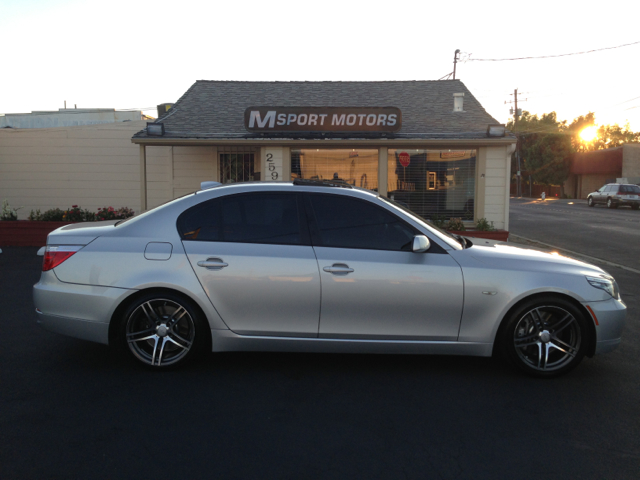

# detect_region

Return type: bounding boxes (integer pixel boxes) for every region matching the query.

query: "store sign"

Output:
[244,107,402,133]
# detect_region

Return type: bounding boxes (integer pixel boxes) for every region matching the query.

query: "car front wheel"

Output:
[501,297,589,377]
[119,293,208,368]
[587,197,594,207]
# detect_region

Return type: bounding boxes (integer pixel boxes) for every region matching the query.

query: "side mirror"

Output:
[412,235,430,253]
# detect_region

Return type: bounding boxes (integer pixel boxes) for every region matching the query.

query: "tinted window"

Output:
[178,193,305,245]
[307,194,416,251]
[620,185,640,194]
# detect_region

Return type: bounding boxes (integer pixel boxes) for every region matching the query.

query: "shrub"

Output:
[28,209,43,221]
[445,217,466,231]
[1,200,20,221]
[40,208,65,221]
[430,215,447,229]
[475,218,496,231]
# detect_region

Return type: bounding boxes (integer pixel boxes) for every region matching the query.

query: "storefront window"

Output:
[387,149,477,221]
[291,149,379,190]
[219,147,257,183]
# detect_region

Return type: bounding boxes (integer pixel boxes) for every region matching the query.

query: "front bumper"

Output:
[585,297,627,355]
[33,270,136,345]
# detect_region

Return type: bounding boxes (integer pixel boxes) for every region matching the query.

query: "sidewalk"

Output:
[510,196,587,206]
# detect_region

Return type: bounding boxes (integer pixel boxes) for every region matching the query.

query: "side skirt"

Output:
[210,330,493,357]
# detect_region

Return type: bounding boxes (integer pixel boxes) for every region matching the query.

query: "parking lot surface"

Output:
[1,240,639,479]
[510,197,640,271]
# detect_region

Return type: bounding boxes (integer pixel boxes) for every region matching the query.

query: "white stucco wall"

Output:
[0,121,170,218]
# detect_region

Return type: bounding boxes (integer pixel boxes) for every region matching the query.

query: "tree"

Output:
[507,111,572,191]
[507,110,640,193]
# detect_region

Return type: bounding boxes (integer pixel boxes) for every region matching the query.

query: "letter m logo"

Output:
[248,110,276,128]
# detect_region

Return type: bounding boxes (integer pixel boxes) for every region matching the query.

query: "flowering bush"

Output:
[96,206,135,221]
[62,205,95,222]
[25,205,135,222]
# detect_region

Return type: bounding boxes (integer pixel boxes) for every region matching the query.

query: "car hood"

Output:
[460,243,606,275]
[46,221,119,245]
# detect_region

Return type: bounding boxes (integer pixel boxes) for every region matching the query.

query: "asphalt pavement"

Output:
[509,197,640,271]
[1,227,639,478]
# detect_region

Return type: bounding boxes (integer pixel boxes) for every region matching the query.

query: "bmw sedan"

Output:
[33,180,626,377]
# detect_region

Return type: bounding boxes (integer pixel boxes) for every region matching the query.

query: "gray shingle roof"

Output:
[134,80,508,140]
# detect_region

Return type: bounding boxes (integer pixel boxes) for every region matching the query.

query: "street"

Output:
[509,197,640,271]
[1,203,639,478]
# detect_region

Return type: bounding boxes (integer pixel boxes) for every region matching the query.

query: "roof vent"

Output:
[453,93,465,112]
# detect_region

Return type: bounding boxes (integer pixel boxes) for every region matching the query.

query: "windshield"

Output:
[378,195,463,250]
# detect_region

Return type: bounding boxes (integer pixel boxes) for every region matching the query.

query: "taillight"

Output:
[42,245,83,271]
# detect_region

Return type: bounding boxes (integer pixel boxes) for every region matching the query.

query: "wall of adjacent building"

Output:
[476,145,513,231]
[622,144,640,179]
[0,121,170,218]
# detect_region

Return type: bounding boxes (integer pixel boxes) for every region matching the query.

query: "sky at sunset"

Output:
[1,0,638,131]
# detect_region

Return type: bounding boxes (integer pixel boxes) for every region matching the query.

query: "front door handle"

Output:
[197,258,228,270]
[323,263,354,275]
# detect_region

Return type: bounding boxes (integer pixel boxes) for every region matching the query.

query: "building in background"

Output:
[565,144,640,198]
[0,109,166,218]
[0,108,148,129]
[134,80,516,231]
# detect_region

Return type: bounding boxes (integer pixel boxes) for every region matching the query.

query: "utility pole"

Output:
[453,49,460,79]
[514,89,520,197]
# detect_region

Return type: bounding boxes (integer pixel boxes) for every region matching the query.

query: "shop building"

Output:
[133,80,516,230]
[564,144,640,198]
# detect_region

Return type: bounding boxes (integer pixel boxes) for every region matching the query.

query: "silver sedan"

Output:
[33,181,626,377]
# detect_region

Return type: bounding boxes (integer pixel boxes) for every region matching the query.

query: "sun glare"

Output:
[580,126,598,142]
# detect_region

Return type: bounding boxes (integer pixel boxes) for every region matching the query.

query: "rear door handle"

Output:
[323,263,354,275]
[197,258,228,270]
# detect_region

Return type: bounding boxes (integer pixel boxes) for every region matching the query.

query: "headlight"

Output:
[586,275,620,299]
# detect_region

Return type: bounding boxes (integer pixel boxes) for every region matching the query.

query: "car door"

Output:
[305,193,464,341]
[179,192,321,337]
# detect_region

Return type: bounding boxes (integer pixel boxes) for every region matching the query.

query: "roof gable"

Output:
[134,80,505,140]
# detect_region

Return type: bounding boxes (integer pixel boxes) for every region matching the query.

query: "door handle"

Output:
[197,258,228,270]
[323,263,354,275]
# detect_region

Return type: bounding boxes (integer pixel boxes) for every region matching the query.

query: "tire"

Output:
[587,197,594,207]
[632,204,639,210]
[500,296,589,377]
[606,198,617,209]
[119,292,209,368]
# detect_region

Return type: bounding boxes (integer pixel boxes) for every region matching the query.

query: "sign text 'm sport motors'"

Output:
[244,107,402,133]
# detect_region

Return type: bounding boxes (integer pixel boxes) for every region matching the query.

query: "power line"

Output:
[468,40,640,62]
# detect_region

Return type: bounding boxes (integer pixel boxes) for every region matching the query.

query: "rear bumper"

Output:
[33,270,136,345]
[585,297,627,355]
[612,199,640,207]
[36,310,111,345]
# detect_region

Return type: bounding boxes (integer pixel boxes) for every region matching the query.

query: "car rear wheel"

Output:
[587,197,594,207]
[120,293,208,368]
[500,297,589,377]
[607,198,617,209]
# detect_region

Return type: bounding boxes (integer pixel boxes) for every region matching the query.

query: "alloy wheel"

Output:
[512,305,582,373]
[125,298,196,367]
